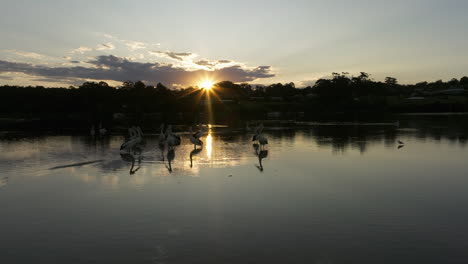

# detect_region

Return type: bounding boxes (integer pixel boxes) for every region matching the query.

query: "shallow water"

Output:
[1,119,468,264]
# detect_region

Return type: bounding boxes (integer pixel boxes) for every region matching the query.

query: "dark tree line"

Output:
[1,72,468,128]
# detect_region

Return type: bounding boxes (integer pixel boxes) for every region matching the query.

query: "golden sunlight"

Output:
[199,79,215,90]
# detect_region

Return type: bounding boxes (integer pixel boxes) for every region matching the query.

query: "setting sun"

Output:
[199,80,215,90]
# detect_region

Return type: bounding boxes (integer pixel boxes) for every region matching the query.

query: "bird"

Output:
[189,126,203,149]
[120,126,143,154]
[398,140,405,145]
[165,125,181,148]
[252,123,268,149]
[245,122,251,132]
[99,122,107,136]
[158,124,166,145]
[194,124,206,138]
[135,126,144,138]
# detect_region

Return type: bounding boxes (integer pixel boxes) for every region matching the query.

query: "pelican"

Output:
[252,123,268,149]
[189,126,203,149]
[158,124,166,145]
[120,126,143,154]
[165,125,181,148]
[194,124,206,138]
[135,126,144,138]
[254,123,264,134]
[99,122,107,136]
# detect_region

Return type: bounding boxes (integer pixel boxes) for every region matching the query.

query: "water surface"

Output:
[1,118,468,263]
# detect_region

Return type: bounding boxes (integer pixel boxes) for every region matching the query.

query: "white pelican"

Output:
[120,126,143,154]
[252,123,268,149]
[135,126,144,138]
[189,126,203,149]
[165,125,181,148]
[245,122,251,132]
[99,122,107,136]
[158,124,166,145]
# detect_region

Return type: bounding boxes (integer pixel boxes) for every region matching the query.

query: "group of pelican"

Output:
[119,123,269,173]
[90,122,107,137]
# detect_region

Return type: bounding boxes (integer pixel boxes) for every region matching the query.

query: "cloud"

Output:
[70,61,80,64]
[96,43,115,51]
[217,60,231,64]
[195,60,216,66]
[125,41,146,51]
[0,55,275,87]
[149,51,194,61]
[0,75,13,80]
[72,46,92,54]
[6,50,44,59]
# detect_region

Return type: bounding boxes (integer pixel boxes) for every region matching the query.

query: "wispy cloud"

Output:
[149,51,194,61]
[125,41,146,51]
[71,46,92,54]
[96,43,115,51]
[0,74,13,80]
[102,33,160,51]
[6,50,44,59]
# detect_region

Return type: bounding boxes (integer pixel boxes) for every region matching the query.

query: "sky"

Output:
[1,0,468,88]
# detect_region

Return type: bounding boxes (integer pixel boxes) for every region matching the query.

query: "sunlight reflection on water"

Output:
[1,119,468,263]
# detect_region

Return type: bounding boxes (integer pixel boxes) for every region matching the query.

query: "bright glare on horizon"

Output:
[199,80,215,90]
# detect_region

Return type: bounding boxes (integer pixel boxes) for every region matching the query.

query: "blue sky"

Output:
[1,0,468,87]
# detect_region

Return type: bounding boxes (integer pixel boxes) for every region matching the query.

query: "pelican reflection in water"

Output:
[189,148,203,168]
[166,148,175,173]
[253,143,268,172]
[120,152,142,175]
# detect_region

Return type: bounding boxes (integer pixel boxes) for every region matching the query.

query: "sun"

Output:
[199,79,215,90]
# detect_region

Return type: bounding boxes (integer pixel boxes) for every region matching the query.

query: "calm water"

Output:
[1,118,468,264]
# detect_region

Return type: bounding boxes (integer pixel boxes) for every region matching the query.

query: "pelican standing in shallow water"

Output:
[189,126,203,149]
[158,124,166,145]
[99,122,107,137]
[120,126,143,154]
[165,125,181,149]
[252,123,268,149]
